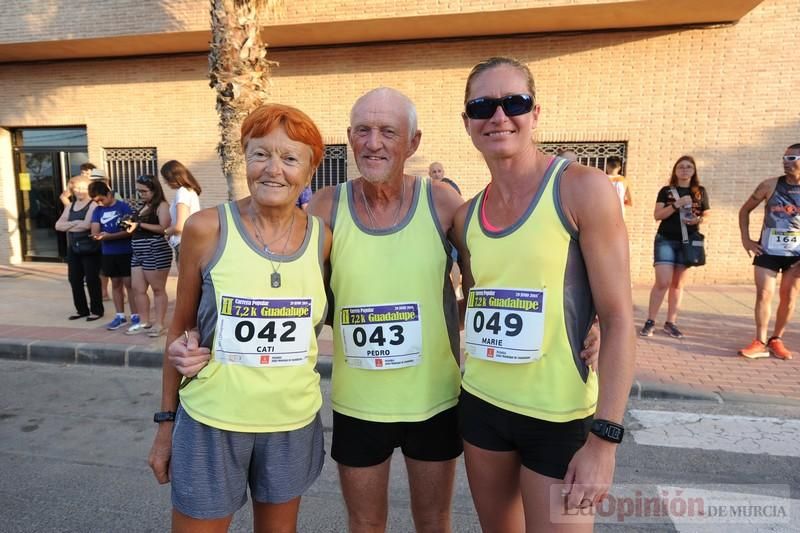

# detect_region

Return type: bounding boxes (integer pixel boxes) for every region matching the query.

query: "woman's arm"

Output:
[166,202,190,238]
[70,202,96,232]
[54,204,74,232]
[148,208,218,484]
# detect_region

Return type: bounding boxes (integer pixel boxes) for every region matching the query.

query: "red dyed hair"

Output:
[240,104,324,170]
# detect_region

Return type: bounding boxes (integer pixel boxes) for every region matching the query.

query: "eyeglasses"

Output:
[464,94,534,120]
[784,155,800,162]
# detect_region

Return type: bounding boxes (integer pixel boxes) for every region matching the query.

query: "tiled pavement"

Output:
[2,263,798,403]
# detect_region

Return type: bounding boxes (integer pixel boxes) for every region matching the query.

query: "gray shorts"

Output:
[170,406,325,519]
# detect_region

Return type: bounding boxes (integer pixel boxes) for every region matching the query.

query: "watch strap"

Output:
[153,411,176,423]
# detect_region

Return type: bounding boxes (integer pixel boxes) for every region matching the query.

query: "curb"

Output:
[2,337,797,406]
[0,336,334,377]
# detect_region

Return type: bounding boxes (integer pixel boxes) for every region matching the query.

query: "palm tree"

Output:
[209,0,280,200]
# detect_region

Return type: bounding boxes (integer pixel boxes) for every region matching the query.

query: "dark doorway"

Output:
[13,128,89,261]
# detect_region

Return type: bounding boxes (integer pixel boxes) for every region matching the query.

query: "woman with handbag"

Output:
[640,155,711,338]
[124,175,172,337]
[54,175,103,321]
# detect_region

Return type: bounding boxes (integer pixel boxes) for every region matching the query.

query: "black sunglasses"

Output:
[136,175,155,185]
[465,94,534,120]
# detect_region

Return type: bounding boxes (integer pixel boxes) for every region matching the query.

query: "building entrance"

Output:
[13,128,90,261]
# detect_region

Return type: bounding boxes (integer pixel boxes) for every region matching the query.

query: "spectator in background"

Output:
[606,156,632,218]
[160,160,202,264]
[297,184,313,210]
[640,155,710,339]
[88,166,113,300]
[89,180,139,331]
[60,162,96,207]
[428,161,461,195]
[55,175,103,321]
[125,175,172,337]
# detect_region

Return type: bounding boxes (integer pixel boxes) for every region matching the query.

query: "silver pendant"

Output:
[270,272,281,288]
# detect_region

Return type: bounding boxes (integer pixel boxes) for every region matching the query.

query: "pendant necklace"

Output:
[249,207,296,288]
[360,177,406,229]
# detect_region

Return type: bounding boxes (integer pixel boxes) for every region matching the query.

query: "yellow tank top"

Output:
[462,158,598,422]
[180,202,326,432]
[330,177,461,422]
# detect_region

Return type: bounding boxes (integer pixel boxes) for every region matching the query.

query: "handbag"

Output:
[671,187,706,267]
[70,232,101,256]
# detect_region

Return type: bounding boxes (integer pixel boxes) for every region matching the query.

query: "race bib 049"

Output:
[214,295,313,367]
[340,302,422,370]
[465,288,545,364]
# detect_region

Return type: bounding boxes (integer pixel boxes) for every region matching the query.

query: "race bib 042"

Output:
[340,302,422,370]
[465,288,545,364]
[214,295,313,367]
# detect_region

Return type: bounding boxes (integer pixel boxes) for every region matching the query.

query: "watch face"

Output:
[605,425,623,441]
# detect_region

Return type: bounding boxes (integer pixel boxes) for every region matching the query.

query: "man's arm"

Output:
[739,179,773,257]
[561,165,635,508]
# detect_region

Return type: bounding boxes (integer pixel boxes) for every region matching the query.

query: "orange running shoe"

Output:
[767,337,793,360]
[738,339,769,359]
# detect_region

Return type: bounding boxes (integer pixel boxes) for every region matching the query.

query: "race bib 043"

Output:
[465,288,545,364]
[340,302,422,370]
[214,295,313,367]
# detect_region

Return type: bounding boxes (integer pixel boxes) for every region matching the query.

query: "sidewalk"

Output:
[2,263,799,403]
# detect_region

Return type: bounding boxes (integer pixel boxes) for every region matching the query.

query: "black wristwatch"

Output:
[590,419,624,443]
[153,411,176,423]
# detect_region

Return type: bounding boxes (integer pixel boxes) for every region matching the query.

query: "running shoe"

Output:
[147,326,165,338]
[738,339,769,359]
[639,319,655,337]
[106,316,127,331]
[125,322,152,335]
[663,322,684,338]
[767,337,793,360]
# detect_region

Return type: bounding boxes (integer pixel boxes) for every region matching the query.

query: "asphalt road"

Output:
[1,361,798,532]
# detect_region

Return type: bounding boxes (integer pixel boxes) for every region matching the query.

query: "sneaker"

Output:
[663,322,684,338]
[767,337,793,360]
[738,339,770,359]
[147,326,166,338]
[106,316,127,331]
[639,319,655,337]
[125,322,151,335]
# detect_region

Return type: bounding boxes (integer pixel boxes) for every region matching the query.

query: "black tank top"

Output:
[132,204,163,240]
[67,201,92,246]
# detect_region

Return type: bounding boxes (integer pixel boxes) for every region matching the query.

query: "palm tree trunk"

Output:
[209,0,278,200]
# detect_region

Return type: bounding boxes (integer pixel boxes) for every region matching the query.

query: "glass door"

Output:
[13,128,89,261]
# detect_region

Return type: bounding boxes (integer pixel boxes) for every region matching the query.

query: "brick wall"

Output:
[0,0,797,283]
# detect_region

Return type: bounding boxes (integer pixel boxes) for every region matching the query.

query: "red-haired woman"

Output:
[640,155,711,338]
[148,104,330,533]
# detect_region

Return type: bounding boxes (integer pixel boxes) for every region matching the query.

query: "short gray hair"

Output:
[350,87,418,141]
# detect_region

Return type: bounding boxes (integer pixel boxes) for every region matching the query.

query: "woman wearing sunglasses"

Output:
[639,156,710,339]
[451,57,635,531]
[148,104,329,532]
[125,174,172,336]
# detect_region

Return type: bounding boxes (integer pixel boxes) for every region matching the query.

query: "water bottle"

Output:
[679,202,693,224]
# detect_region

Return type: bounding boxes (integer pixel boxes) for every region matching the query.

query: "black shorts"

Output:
[753,254,800,273]
[101,253,132,278]
[459,389,591,480]
[331,406,462,467]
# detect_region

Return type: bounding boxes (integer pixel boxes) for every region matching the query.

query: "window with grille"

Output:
[540,142,627,174]
[103,148,158,201]
[312,144,347,192]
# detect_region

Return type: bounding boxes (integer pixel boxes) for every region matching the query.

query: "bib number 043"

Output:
[340,302,422,370]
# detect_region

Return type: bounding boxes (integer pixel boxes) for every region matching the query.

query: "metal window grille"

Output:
[103,148,158,201]
[540,142,628,174]
[312,144,347,192]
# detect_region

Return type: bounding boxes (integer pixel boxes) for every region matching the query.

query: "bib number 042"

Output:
[234,320,296,343]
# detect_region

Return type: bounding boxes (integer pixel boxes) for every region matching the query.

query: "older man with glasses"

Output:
[738,144,800,360]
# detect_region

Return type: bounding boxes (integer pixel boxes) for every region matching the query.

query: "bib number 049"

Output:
[471,310,522,337]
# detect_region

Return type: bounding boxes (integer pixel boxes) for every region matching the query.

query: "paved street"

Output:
[1,360,799,532]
